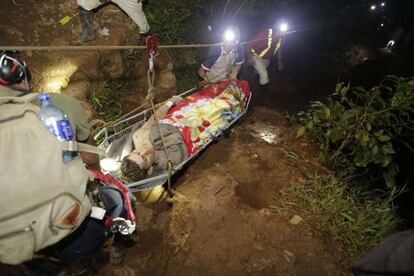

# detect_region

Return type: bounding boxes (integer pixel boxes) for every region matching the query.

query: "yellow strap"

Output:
[273,38,282,56]
[255,28,273,58]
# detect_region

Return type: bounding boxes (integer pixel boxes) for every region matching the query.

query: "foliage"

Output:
[297,76,414,188]
[88,79,124,122]
[145,1,204,44]
[277,174,400,261]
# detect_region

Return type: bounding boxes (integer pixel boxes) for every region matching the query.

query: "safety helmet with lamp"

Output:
[0,51,31,86]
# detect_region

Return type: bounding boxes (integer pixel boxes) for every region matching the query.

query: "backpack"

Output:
[0,94,100,265]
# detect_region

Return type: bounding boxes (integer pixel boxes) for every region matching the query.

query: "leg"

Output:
[75,6,96,44]
[111,0,150,34]
[252,55,270,85]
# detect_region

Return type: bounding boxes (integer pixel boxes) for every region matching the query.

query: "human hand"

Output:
[278,61,284,72]
[170,95,184,105]
[199,79,209,87]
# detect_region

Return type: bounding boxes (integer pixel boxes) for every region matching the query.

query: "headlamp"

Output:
[223,29,236,42]
[370,5,377,10]
[279,22,288,33]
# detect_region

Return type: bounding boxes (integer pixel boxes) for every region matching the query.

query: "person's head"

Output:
[120,147,156,182]
[121,156,148,182]
[0,51,31,94]
[222,27,240,52]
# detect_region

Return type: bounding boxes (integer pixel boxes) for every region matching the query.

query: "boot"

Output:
[75,7,95,44]
[260,83,269,93]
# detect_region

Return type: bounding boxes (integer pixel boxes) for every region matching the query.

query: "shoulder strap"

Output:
[61,140,106,156]
[0,93,38,105]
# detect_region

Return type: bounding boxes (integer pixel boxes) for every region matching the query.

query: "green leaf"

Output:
[378,135,391,142]
[297,127,306,138]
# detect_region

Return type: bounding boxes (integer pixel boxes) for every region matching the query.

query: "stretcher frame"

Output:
[95,85,252,192]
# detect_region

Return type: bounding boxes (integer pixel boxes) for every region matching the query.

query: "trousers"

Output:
[252,55,270,85]
[77,0,150,33]
[54,186,133,261]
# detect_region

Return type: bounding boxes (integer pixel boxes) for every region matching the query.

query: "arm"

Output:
[80,135,100,168]
[229,63,242,80]
[198,66,208,81]
[277,38,284,71]
[230,44,244,79]
[145,96,184,126]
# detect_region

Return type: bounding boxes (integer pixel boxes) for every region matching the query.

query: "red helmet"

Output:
[0,51,31,86]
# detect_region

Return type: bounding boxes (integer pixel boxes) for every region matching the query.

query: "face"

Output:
[128,148,156,170]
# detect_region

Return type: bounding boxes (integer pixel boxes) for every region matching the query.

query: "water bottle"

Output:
[38,93,76,163]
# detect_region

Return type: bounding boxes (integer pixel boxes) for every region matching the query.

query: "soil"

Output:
[3,0,406,275]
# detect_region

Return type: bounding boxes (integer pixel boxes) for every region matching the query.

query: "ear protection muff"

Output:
[0,51,30,86]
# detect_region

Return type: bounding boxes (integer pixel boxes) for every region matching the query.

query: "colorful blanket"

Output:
[159,80,251,155]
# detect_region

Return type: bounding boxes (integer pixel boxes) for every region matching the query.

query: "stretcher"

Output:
[95,80,251,192]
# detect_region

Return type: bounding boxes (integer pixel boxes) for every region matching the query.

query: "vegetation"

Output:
[88,79,124,122]
[297,76,414,188]
[277,174,400,260]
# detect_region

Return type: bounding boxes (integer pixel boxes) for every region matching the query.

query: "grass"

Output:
[277,174,401,262]
[88,79,124,123]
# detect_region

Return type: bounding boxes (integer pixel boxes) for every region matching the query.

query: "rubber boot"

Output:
[139,32,150,45]
[260,83,269,93]
[75,7,95,44]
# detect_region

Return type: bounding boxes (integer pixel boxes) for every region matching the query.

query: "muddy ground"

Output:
[2,0,406,275]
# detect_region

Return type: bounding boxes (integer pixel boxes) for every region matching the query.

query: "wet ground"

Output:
[0,0,410,275]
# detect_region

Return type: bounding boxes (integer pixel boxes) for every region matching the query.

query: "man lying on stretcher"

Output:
[121,79,251,182]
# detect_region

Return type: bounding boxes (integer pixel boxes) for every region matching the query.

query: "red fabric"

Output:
[249,29,279,60]
[165,79,250,155]
[87,167,136,222]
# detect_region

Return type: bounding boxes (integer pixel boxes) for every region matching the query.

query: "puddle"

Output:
[245,122,282,145]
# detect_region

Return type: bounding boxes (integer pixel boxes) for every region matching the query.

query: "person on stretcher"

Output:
[121,80,250,182]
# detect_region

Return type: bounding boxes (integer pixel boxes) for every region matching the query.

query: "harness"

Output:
[251,28,282,58]
[87,167,136,235]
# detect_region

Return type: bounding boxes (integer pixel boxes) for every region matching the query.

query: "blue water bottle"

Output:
[38,93,76,163]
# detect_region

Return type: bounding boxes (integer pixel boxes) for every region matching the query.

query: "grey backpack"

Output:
[0,94,97,264]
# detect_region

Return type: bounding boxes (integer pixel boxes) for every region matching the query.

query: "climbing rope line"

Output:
[0,36,288,51]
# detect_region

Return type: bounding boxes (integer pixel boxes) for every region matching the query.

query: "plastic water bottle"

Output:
[38,93,76,163]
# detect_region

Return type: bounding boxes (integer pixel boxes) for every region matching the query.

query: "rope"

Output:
[146,56,174,198]
[0,38,277,52]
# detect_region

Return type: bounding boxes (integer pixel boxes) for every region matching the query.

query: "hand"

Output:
[277,61,284,72]
[199,80,209,87]
[170,96,184,105]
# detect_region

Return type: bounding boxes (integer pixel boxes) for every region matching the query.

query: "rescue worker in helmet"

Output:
[76,0,150,44]
[0,51,135,265]
[198,27,245,85]
[248,21,287,92]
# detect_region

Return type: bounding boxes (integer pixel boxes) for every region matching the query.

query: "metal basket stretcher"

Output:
[94,85,252,192]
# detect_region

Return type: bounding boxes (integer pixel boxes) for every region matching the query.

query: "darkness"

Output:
[198,0,414,227]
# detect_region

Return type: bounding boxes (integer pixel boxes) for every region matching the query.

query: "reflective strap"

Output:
[273,38,282,56]
[255,28,273,58]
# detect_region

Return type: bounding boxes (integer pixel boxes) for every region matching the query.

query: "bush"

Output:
[296,76,414,188]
